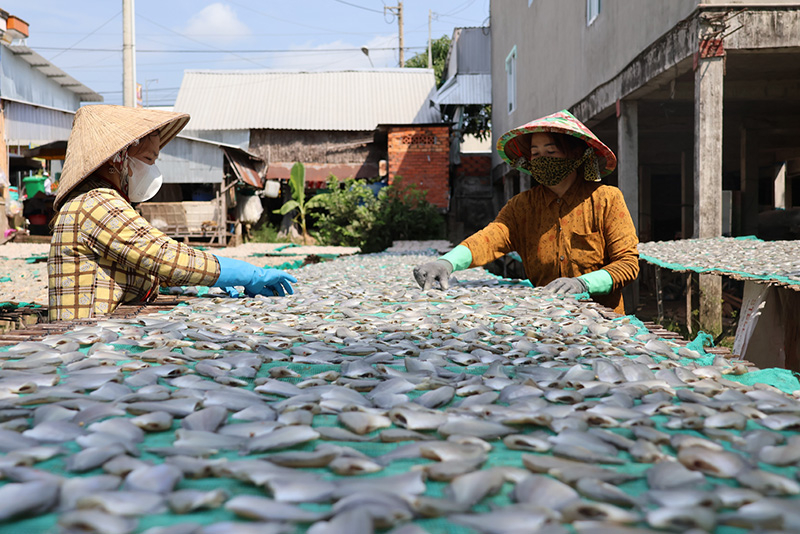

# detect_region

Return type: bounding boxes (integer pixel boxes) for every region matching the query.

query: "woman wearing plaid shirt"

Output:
[49,105,296,321]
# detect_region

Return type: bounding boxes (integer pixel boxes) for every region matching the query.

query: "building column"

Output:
[774,162,788,209]
[740,127,759,236]
[0,104,8,238]
[694,52,724,336]
[681,151,694,239]
[617,100,639,232]
[519,174,531,193]
[639,165,651,242]
[617,100,639,315]
[504,171,516,203]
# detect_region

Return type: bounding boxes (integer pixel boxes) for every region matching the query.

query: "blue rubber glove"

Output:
[213,256,297,297]
[224,286,241,298]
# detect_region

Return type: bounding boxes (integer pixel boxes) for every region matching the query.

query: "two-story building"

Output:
[490,0,800,326]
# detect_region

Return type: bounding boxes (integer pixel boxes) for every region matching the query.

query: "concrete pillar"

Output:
[681,151,694,239]
[774,162,787,209]
[617,100,639,315]
[694,54,724,336]
[740,127,759,235]
[504,171,516,203]
[617,100,639,232]
[519,174,531,193]
[639,165,651,242]
[0,104,8,238]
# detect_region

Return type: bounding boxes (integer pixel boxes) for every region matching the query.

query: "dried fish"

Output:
[0,480,60,520]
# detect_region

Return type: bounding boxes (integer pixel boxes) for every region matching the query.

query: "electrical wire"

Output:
[47,10,121,61]
[34,46,424,54]
[226,0,362,35]
[137,13,269,68]
[333,0,384,15]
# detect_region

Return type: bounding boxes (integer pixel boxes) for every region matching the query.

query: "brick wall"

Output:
[387,125,450,209]
[455,154,492,178]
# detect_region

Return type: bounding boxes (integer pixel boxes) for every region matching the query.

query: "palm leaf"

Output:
[274,199,300,215]
[289,162,306,205]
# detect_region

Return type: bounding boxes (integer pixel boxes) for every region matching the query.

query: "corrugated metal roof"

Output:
[224,147,263,189]
[3,99,74,145]
[435,74,492,106]
[455,28,491,75]
[444,27,491,81]
[7,45,102,102]
[174,69,441,131]
[157,134,264,186]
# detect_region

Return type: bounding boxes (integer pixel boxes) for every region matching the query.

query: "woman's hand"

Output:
[213,256,297,297]
[413,259,454,290]
[543,277,588,295]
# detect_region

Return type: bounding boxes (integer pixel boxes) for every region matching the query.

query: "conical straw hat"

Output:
[55,105,189,209]
[497,109,616,177]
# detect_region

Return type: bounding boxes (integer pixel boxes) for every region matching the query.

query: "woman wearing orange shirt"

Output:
[413,110,639,315]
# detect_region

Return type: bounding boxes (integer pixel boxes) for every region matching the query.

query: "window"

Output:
[587,0,601,26]
[528,0,534,5]
[506,46,517,114]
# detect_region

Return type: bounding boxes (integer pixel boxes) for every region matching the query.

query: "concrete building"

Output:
[490,0,800,329]
[434,27,495,242]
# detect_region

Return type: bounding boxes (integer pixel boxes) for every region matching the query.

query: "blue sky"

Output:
[3,0,490,106]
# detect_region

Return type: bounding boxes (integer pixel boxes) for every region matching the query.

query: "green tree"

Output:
[273,162,325,244]
[405,35,451,88]
[405,35,491,142]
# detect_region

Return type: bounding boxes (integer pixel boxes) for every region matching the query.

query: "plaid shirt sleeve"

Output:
[77,190,220,287]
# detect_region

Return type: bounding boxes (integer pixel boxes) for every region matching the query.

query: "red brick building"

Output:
[387,125,451,210]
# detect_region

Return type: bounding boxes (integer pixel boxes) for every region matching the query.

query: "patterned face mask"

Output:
[516,147,601,186]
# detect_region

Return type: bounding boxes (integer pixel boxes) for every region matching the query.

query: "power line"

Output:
[440,0,479,17]
[99,87,181,94]
[226,0,345,34]
[137,13,268,69]
[48,10,121,62]
[333,0,384,14]
[34,46,425,54]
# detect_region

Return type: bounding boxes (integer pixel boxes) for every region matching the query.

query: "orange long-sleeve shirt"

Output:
[461,180,639,314]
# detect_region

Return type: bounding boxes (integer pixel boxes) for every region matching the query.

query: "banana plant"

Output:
[273,162,326,244]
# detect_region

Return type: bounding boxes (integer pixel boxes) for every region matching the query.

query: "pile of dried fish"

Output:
[639,237,800,286]
[0,252,798,534]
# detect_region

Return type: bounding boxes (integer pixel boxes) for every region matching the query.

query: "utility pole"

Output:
[122,0,136,107]
[427,9,432,68]
[385,2,404,67]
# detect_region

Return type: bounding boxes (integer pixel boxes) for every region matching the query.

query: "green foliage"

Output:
[310,177,378,248]
[365,178,445,253]
[248,222,284,243]
[405,35,451,88]
[406,35,492,141]
[273,162,325,242]
[311,176,445,252]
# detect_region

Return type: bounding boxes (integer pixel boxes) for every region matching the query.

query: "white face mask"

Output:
[127,156,163,203]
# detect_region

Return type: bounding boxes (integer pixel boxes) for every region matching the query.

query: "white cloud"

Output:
[268,34,401,71]
[182,3,251,43]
